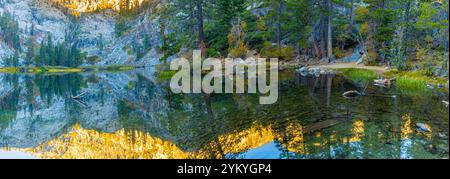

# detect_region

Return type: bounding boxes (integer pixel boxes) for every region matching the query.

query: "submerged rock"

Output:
[416,123,432,133]
[439,133,448,140]
[298,66,309,73]
[443,101,449,107]
[343,90,364,98]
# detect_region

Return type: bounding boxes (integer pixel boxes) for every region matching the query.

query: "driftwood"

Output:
[73,99,89,108]
[374,77,397,88]
[71,91,89,108]
[72,91,88,100]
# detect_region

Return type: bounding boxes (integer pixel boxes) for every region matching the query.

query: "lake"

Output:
[0,69,448,159]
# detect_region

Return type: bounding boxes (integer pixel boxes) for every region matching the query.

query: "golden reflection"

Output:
[5,119,379,159]
[401,114,413,140]
[25,124,189,159]
[343,119,365,143]
[20,124,276,159]
[274,122,307,154]
[216,125,274,154]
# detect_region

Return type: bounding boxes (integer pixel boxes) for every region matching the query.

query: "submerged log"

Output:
[303,119,343,134]
[343,90,363,98]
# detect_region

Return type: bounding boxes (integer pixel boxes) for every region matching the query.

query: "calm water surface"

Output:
[0,69,448,159]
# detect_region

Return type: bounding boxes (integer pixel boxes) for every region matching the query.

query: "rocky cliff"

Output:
[0,0,162,67]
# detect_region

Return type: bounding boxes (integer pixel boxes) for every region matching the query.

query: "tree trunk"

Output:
[320,13,326,59]
[276,0,283,48]
[196,0,207,58]
[311,33,321,58]
[348,0,354,35]
[401,1,412,58]
[327,0,333,62]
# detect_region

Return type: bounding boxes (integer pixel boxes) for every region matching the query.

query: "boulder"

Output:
[298,66,309,73]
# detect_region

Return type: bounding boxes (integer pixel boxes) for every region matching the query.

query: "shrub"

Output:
[86,56,100,65]
[260,42,295,61]
[207,48,220,58]
[334,48,344,59]
[229,41,248,58]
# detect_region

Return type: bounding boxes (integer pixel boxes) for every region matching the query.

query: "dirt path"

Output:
[311,62,390,73]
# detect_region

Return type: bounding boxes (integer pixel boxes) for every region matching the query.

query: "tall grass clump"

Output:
[338,68,378,84]
[384,70,434,95]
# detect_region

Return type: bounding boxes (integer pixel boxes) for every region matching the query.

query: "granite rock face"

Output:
[0,0,163,66]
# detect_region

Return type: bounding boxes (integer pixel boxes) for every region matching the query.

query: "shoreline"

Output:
[0,65,140,74]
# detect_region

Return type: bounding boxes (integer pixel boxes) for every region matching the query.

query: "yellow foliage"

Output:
[416,48,428,61]
[257,17,266,32]
[334,48,344,59]
[229,40,248,58]
[228,20,249,58]
[260,42,295,61]
[355,7,369,21]
[360,22,369,35]
[51,0,148,15]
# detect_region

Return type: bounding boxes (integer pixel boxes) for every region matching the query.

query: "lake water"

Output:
[0,69,448,159]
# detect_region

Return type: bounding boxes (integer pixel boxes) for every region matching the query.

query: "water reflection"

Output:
[0,70,448,159]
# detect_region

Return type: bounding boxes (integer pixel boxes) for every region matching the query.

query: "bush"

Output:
[207,48,220,58]
[260,42,294,61]
[334,48,344,59]
[229,41,248,58]
[86,56,100,65]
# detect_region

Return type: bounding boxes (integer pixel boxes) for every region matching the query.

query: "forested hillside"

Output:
[0,0,448,76]
[160,0,448,76]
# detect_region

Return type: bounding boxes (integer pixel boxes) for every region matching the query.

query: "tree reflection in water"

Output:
[0,71,448,159]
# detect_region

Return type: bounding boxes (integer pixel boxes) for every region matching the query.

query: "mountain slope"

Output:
[0,0,162,66]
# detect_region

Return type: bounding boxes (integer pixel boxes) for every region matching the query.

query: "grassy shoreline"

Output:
[335,67,449,94]
[0,65,139,74]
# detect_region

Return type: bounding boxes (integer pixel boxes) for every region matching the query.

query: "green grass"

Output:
[337,68,449,96]
[396,76,429,93]
[0,65,137,74]
[337,68,378,84]
[157,70,177,82]
[102,65,136,72]
[0,67,19,73]
[383,70,448,95]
